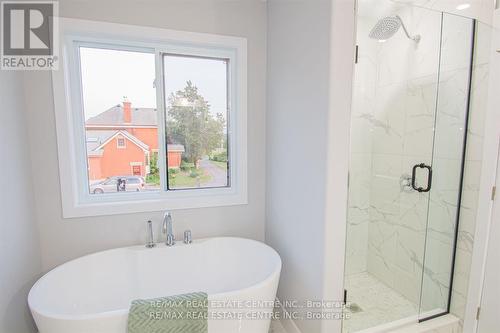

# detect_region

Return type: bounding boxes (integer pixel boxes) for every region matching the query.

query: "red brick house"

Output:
[85,100,184,180]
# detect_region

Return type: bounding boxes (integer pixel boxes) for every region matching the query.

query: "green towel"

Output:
[127,292,208,333]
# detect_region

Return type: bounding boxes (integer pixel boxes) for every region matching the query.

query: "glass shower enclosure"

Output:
[343,1,476,331]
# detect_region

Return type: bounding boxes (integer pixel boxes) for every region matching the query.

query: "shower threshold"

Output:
[354,314,459,333]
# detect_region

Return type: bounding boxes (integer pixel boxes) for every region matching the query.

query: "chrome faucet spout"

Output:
[162,212,175,246]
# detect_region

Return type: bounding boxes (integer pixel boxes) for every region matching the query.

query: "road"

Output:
[199,158,228,187]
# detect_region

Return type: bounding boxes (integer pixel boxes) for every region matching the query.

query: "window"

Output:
[116,137,126,149]
[163,54,229,190]
[80,46,158,194]
[53,18,247,217]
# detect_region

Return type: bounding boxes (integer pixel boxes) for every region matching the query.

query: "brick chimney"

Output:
[123,98,132,123]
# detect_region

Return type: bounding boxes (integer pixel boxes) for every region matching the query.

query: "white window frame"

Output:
[53,18,247,218]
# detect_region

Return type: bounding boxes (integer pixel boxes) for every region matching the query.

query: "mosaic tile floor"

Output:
[343,272,419,332]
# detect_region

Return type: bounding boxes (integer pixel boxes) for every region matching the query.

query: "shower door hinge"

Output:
[492,186,496,201]
[355,45,359,64]
[476,306,481,320]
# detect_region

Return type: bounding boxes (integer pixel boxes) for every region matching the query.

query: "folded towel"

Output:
[128,292,208,333]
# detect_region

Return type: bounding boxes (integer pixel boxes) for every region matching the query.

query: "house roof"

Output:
[86,105,157,126]
[167,144,185,152]
[86,130,116,152]
[96,130,150,152]
[86,130,149,154]
[86,130,185,154]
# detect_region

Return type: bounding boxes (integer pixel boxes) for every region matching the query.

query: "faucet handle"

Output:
[184,230,192,244]
[145,220,156,248]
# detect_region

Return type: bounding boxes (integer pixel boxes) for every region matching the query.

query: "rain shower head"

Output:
[369,15,421,43]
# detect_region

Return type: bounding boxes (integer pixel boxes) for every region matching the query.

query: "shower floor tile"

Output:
[343,272,418,332]
[269,320,287,333]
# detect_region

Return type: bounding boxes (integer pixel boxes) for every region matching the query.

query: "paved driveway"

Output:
[199,158,227,187]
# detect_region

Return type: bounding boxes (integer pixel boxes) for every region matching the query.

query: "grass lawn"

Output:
[170,172,211,188]
[146,170,212,188]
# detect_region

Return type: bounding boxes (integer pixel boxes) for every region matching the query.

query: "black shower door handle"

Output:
[411,163,432,193]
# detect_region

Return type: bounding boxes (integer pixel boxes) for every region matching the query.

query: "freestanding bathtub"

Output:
[28,237,281,333]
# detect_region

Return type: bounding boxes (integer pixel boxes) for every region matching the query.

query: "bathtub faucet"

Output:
[162,212,175,246]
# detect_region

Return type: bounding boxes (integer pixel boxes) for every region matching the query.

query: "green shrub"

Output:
[210,150,228,162]
[146,173,160,185]
[189,169,201,178]
[149,153,159,176]
[180,161,195,171]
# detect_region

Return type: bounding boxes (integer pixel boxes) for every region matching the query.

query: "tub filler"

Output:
[28,237,281,333]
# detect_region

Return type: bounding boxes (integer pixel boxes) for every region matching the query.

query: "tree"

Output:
[167,81,225,168]
[149,152,159,176]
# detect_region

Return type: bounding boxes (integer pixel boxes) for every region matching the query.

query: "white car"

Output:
[90,176,145,194]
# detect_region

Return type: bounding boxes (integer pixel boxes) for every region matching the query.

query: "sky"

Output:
[79,47,228,120]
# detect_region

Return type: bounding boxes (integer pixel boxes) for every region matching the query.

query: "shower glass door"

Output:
[418,13,475,319]
[343,1,475,331]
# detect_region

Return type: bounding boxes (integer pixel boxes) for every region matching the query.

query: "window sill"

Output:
[64,187,247,218]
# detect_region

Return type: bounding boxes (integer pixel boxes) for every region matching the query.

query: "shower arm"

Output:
[396,15,421,42]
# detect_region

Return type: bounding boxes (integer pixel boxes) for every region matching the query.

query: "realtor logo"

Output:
[1,1,58,70]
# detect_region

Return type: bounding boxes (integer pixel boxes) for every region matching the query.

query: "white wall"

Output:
[477,149,500,332]
[266,1,339,332]
[22,0,267,271]
[0,72,42,333]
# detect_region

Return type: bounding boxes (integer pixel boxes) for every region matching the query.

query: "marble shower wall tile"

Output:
[376,6,442,86]
[432,69,471,160]
[366,29,441,297]
[394,226,426,303]
[464,62,489,161]
[370,84,406,155]
[420,237,454,312]
[358,2,441,305]
[366,153,401,285]
[403,76,438,157]
[439,14,476,72]
[346,6,382,275]
[390,0,494,25]
[351,15,379,155]
[404,7,443,80]
[346,152,372,275]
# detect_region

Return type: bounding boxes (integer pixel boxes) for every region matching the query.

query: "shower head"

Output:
[369,15,421,43]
